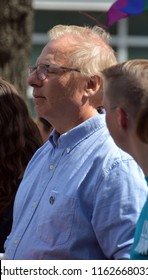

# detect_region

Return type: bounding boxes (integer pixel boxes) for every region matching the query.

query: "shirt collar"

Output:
[49,113,106,149]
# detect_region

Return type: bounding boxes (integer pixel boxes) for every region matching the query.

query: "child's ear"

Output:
[116,107,128,130]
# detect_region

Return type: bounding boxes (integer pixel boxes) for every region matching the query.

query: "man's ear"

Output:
[85,76,101,96]
[116,107,128,130]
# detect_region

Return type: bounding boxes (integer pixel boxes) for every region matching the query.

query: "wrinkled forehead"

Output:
[37,36,77,65]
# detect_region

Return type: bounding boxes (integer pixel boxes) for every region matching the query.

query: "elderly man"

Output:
[4,25,147,260]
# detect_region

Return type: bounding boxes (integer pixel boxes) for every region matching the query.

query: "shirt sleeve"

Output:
[92,159,148,259]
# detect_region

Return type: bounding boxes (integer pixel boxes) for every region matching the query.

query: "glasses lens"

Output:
[37,65,47,80]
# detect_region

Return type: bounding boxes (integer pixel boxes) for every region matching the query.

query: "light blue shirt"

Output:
[5,114,147,259]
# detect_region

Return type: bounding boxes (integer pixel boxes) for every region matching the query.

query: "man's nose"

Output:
[27,71,41,87]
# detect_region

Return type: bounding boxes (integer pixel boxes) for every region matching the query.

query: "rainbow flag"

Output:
[107,0,148,26]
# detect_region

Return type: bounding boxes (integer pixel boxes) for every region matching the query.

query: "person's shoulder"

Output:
[99,138,143,175]
[106,144,138,168]
[33,140,52,160]
[23,140,52,172]
[107,147,146,183]
[114,146,133,161]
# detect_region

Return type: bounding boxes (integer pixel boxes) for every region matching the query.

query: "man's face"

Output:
[27,37,85,128]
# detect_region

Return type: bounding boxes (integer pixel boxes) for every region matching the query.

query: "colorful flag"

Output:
[107,0,148,26]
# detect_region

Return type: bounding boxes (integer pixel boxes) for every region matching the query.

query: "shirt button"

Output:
[32,201,37,207]
[66,147,71,153]
[14,240,19,245]
[49,196,55,205]
[50,164,55,170]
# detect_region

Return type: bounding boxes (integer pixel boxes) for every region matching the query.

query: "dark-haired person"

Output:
[0,78,43,252]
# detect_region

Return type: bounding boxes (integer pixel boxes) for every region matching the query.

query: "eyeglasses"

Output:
[28,64,80,81]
